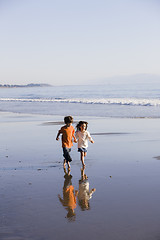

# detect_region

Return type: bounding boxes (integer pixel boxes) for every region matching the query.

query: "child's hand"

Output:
[74,138,77,143]
[91,140,94,144]
[58,194,61,199]
[75,190,78,196]
[56,137,59,141]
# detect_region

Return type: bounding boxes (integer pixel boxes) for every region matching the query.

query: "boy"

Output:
[56,116,77,169]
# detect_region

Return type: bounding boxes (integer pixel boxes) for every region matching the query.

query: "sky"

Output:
[0,0,160,85]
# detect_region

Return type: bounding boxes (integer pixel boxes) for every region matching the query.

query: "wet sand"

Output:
[0,112,160,240]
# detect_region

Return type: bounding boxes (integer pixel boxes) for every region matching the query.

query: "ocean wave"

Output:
[0,98,160,106]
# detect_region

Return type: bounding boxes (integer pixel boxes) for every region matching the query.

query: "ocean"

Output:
[0,81,160,118]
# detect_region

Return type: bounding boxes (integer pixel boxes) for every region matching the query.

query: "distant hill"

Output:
[0,83,52,88]
[91,74,160,85]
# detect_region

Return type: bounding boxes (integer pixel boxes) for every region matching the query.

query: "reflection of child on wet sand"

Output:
[78,167,96,211]
[75,121,94,167]
[58,167,78,221]
[56,116,77,169]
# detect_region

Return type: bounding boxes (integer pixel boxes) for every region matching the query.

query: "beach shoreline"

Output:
[0,112,160,240]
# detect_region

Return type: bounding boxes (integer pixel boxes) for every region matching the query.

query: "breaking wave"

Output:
[0,97,160,106]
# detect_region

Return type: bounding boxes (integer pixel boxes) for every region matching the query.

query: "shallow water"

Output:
[1,83,160,118]
[0,113,160,240]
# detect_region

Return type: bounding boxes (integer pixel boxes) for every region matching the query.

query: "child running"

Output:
[56,116,77,169]
[75,121,94,167]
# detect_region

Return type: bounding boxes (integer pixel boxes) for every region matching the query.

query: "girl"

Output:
[75,121,94,167]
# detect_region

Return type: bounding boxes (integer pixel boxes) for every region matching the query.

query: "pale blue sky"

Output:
[0,0,160,85]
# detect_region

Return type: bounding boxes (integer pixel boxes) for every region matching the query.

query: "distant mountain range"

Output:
[0,83,52,88]
[91,74,160,85]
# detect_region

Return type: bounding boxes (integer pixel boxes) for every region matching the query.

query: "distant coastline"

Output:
[0,83,52,88]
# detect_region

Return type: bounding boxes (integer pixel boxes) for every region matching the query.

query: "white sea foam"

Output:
[0,98,160,106]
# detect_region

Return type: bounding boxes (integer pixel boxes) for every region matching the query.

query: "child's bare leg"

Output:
[63,159,66,168]
[81,152,85,167]
[67,161,71,169]
[63,165,67,175]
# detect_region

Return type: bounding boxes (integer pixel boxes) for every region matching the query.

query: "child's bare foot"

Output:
[84,174,88,179]
[68,168,71,175]
[75,190,78,196]
[63,166,67,175]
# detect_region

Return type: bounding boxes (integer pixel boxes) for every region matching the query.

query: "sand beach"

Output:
[0,112,160,239]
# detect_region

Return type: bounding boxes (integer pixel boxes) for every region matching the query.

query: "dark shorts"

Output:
[63,147,72,162]
[79,179,88,184]
[78,147,87,153]
[64,174,72,188]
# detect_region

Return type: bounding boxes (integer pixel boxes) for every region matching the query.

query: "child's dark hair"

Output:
[64,116,73,124]
[76,121,88,131]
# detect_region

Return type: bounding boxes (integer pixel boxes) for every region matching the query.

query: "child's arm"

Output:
[58,194,64,205]
[73,135,77,143]
[89,188,96,198]
[56,130,61,141]
[87,131,94,143]
[75,190,78,197]
[73,130,77,143]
